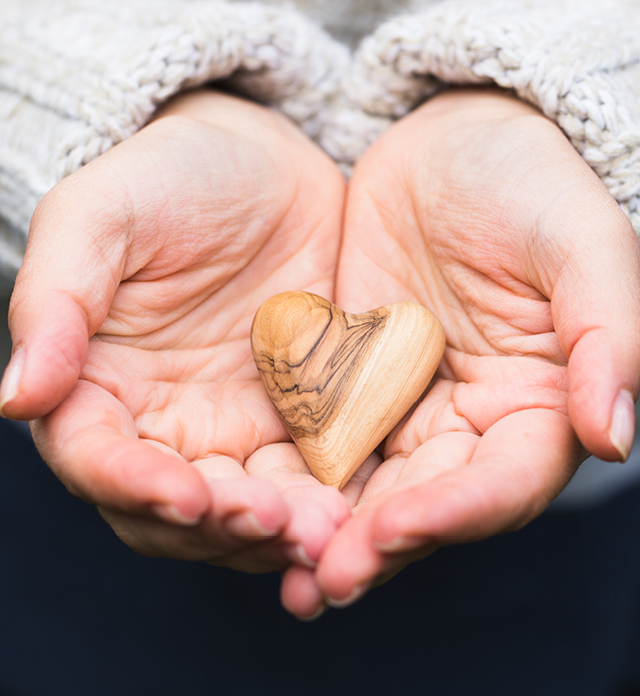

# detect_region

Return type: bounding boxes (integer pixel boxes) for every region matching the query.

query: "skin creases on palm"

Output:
[333,95,586,529]
[282,90,620,615]
[84,178,350,566]
[29,91,357,574]
[83,206,341,471]
[336,243,579,522]
[87,227,350,569]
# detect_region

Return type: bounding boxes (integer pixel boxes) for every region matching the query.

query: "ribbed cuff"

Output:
[329,0,640,232]
[0,0,348,283]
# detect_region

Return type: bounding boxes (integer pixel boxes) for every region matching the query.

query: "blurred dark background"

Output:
[0,294,9,376]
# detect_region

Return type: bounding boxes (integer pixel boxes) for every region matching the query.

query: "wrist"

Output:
[154,89,310,149]
[417,87,544,129]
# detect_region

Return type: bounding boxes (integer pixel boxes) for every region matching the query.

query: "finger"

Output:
[1,171,131,420]
[245,443,352,563]
[99,480,286,568]
[315,431,475,604]
[34,380,210,522]
[316,521,437,610]
[99,508,234,561]
[282,482,351,531]
[340,451,383,507]
[314,501,382,607]
[192,456,290,538]
[282,494,348,568]
[197,444,350,573]
[280,566,327,620]
[372,409,579,552]
[210,491,349,574]
[213,489,348,573]
[210,486,349,573]
[532,186,640,461]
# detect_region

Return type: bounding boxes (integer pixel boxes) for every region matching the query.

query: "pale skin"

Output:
[1,92,354,577]
[284,89,640,616]
[2,88,640,619]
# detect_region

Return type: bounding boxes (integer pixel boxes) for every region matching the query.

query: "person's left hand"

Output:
[280,88,640,616]
[1,90,353,590]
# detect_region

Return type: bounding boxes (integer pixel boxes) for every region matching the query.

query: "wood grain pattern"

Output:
[251,291,446,489]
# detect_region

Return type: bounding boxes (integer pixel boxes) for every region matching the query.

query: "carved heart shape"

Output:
[251,291,446,489]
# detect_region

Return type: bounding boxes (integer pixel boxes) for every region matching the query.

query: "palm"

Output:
[299,92,600,609]
[88,127,338,472]
[34,92,349,571]
[16,89,637,617]
[337,97,585,518]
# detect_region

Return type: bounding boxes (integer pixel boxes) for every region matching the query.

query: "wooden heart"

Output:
[251,291,446,489]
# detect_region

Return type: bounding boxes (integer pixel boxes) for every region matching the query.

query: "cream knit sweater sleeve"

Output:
[0,0,349,288]
[1,0,640,287]
[325,0,640,234]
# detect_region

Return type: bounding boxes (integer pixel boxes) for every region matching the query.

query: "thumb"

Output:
[541,198,640,462]
[0,171,131,420]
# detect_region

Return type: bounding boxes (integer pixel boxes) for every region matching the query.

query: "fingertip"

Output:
[371,486,433,552]
[283,496,339,565]
[221,510,282,538]
[568,330,639,461]
[151,503,206,527]
[325,583,369,609]
[322,484,352,526]
[249,479,290,533]
[2,294,90,420]
[280,566,326,620]
[314,506,384,603]
[296,604,328,622]
[125,451,211,523]
[608,388,636,462]
[285,543,317,569]
[0,346,26,419]
[208,477,289,538]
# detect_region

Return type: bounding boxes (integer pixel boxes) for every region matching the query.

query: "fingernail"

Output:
[152,503,203,527]
[289,544,316,568]
[375,533,433,554]
[223,511,280,538]
[296,603,328,622]
[326,583,368,609]
[0,346,26,415]
[609,389,636,462]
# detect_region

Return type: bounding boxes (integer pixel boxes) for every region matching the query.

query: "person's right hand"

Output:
[0,90,351,583]
[281,88,640,617]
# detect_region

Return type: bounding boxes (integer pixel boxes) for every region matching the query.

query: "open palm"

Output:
[8,91,349,574]
[292,89,640,612]
[6,89,640,619]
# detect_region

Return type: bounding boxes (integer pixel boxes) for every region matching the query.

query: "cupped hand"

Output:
[1,90,351,582]
[281,88,640,615]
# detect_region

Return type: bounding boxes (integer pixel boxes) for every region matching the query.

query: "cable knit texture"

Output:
[0,0,350,287]
[325,0,640,232]
[1,0,640,287]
